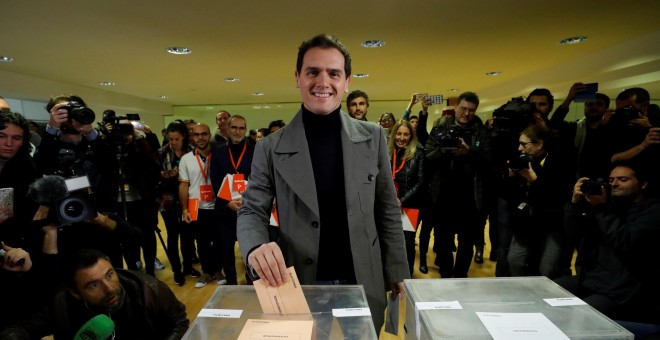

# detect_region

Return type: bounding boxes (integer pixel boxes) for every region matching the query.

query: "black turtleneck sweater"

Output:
[302,106,355,282]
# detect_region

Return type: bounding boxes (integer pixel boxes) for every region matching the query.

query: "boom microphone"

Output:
[27,175,68,205]
[73,314,115,340]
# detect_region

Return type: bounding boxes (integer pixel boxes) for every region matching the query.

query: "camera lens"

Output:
[62,199,85,218]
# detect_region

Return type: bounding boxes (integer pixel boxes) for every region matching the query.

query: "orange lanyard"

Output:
[392,148,406,179]
[228,143,247,174]
[195,148,212,183]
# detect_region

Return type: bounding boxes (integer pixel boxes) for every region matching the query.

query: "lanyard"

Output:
[195,148,212,183]
[228,142,247,174]
[391,148,406,179]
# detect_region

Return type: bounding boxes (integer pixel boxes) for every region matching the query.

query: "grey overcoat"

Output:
[237,109,409,331]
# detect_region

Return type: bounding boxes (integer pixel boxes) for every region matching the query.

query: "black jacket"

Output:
[392,145,425,209]
[16,269,189,340]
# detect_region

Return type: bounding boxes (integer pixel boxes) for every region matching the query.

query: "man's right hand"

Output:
[182,210,192,223]
[247,242,288,287]
[49,102,70,129]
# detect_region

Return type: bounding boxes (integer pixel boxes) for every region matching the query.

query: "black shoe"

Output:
[184,268,201,278]
[419,264,428,274]
[174,272,185,286]
[474,246,484,264]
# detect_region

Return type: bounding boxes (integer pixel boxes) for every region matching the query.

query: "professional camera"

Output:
[436,125,471,151]
[509,153,535,172]
[28,175,97,225]
[608,105,640,127]
[63,101,96,125]
[97,110,141,141]
[491,97,536,134]
[580,178,610,196]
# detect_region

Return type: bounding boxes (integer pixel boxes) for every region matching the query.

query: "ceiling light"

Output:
[166,47,192,55]
[448,88,458,92]
[361,40,385,48]
[559,36,588,45]
[252,92,264,96]
[353,73,369,78]
[159,95,169,99]
[224,77,240,82]
[99,82,115,86]
[0,56,15,62]
[486,72,501,76]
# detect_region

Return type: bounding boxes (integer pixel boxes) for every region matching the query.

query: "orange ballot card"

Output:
[253,266,311,315]
[237,319,313,340]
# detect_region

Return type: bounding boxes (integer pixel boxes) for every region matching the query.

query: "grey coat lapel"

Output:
[274,110,320,219]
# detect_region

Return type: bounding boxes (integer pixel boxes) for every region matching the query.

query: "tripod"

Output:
[114,139,171,273]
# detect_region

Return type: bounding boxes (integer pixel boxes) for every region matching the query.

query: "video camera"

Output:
[509,153,535,172]
[98,110,142,141]
[63,101,96,125]
[580,178,611,196]
[491,97,536,134]
[28,175,97,225]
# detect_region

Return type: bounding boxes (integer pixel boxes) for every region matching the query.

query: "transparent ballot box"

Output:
[183,285,378,339]
[404,277,633,340]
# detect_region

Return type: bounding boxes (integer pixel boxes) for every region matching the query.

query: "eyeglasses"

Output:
[519,141,535,147]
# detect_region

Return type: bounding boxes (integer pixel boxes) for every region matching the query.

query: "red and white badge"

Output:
[199,184,214,202]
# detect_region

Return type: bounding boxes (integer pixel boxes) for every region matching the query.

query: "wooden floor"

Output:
[151,214,498,339]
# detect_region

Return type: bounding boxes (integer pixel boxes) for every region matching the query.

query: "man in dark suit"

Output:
[210,115,254,285]
[236,34,409,333]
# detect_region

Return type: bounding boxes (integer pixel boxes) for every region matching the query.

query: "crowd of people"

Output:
[1,32,659,338]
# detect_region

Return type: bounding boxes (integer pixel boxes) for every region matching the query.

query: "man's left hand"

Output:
[390,282,405,297]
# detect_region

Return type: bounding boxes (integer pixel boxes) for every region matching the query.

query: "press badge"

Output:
[233,174,246,193]
[200,184,214,202]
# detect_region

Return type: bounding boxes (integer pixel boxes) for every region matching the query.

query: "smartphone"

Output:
[0,188,13,213]
[425,94,443,105]
[575,83,598,102]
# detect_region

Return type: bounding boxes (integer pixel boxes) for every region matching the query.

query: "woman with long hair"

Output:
[388,120,426,276]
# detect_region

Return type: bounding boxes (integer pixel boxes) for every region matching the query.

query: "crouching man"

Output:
[5,249,189,339]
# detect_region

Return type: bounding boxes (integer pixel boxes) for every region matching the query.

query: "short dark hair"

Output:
[297,34,351,78]
[229,115,247,129]
[456,91,480,107]
[616,87,650,105]
[268,119,286,131]
[257,127,269,137]
[63,249,111,288]
[526,88,554,112]
[346,90,369,109]
[611,159,649,184]
[46,94,87,112]
[0,111,32,155]
[595,93,611,108]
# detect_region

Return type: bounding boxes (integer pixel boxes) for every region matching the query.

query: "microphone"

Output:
[27,175,68,205]
[73,314,115,340]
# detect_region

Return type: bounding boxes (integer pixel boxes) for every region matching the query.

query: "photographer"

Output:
[505,124,574,279]
[425,92,488,278]
[104,118,162,276]
[34,95,115,212]
[556,161,660,325]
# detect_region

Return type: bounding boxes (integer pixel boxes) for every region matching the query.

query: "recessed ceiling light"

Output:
[159,95,169,99]
[224,77,240,82]
[486,72,502,76]
[0,56,15,62]
[99,82,115,86]
[559,36,588,45]
[448,88,458,92]
[166,47,192,55]
[252,92,264,96]
[353,73,369,78]
[361,40,385,48]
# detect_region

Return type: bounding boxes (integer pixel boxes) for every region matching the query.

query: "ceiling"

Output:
[2,0,660,112]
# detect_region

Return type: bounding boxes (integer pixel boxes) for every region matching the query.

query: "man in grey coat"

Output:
[237,34,409,334]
